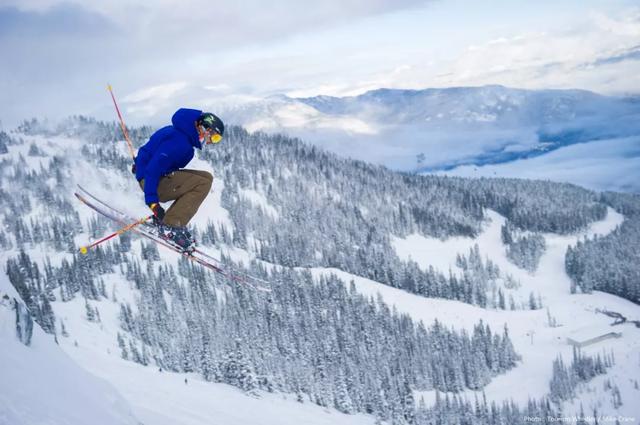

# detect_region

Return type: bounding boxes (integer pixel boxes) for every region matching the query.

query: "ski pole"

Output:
[79,215,152,254]
[107,84,136,160]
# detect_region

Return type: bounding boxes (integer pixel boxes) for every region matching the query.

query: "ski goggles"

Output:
[209,132,223,144]
[200,127,223,144]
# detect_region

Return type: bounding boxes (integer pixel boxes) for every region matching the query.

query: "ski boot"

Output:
[154,220,196,253]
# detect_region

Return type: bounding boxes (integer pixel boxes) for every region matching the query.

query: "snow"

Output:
[391,232,475,274]
[2,130,638,424]
[0,133,375,425]
[62,351,375,425]
[0,251,336,425]
[51,273,376,425]
[312,207,640,420]
[566,323,623,343]
[393,208,624,302]
[239,188,279,219]
[0,276,139,425]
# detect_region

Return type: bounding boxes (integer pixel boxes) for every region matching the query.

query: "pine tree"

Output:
[117,333,129,360]
[60,319,69,337]
[85,298,96,322]
[334,370,354,414]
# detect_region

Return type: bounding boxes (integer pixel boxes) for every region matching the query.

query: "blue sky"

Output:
[0,0,639,127]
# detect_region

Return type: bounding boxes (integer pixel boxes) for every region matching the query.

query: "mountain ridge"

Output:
[216,85,640,190]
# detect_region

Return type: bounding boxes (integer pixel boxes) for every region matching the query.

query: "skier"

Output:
[133,108,224,252]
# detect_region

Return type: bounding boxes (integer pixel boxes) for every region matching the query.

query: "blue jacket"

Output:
[135,108,203,204]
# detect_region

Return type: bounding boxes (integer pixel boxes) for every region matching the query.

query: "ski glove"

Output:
[148,202,165,221]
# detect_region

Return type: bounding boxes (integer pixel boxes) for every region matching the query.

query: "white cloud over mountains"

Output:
[439,136,640,194]
[1,0,639,200]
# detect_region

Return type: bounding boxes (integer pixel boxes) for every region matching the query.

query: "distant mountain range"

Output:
[218,85,640,192]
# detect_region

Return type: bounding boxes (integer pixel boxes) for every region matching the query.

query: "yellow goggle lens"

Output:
[210,133,223,144]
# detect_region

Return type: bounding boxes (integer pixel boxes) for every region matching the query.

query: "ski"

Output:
[74,186,271,292]
[77,185,271,287]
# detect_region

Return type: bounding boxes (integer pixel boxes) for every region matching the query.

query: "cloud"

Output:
[438,136,640,194]
[121,81,189,117]
[0,1,638,132]
[591,45,640,66]
[275,6,640,100]
[2,0,431,49]
[590,8,640,37]
[0,3,116,38]
[429,9,640,94]
[0,4,126,125]
[0,0,434,126]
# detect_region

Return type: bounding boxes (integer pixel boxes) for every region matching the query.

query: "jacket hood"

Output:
[171,108,203,149]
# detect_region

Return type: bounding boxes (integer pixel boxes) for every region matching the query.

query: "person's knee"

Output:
[199,171,213,193]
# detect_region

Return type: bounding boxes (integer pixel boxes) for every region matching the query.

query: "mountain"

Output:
[1,117,639,424]
[218,86,640,192]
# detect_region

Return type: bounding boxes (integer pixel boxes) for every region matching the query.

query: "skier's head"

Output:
[196,112,224,145]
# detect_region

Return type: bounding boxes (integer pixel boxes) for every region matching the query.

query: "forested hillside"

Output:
[1,116,637,424]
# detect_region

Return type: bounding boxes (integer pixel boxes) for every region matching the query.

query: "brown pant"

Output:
[139,169,213,227]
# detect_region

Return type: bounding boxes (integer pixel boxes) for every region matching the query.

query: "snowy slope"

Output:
[310,208,640,420]
[0,132,377,425]
[2,128,638,424]
[52,294,375,425]
[0,275,139,425]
